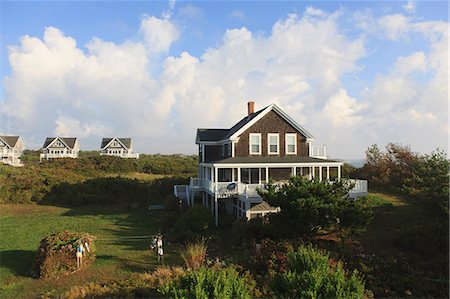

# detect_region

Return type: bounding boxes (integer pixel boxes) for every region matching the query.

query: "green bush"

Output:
[170,206,214,242]
[270,245,366,299]
[32,231,95,279]
[159,266,257,299]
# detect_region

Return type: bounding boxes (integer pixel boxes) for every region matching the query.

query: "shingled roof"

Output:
[101,138,132,149]
[196,106,266,143]
[196,103,314,143]
[0,136,20,148]
[249,201,279,212]
[212,156,341,164]
[43,137,77,149]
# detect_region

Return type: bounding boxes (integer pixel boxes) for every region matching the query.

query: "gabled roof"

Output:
[101,137,132,149]
[0,136,20,148]
[43,137,77,149]
[196,103,314,143]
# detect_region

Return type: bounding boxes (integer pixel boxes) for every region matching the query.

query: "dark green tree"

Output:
[260,176,372,238]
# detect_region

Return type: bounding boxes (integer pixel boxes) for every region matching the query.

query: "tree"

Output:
[403,150,449,214]
[260,177,372,238]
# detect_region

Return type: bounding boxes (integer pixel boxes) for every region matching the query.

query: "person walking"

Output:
[76,242,84,268]
[157,235,164,263]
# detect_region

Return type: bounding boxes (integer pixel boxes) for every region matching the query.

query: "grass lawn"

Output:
[357,191,449,297]
[0,204,180,299]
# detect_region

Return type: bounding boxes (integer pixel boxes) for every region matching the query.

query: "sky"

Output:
[0,1,448,159]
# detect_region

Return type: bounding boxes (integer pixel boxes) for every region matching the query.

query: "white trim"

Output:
[267,133,279,155]
[101,137,129,150]
[45,137,72,150]
[285,133,297,155]
[249,133,261,155]
[231,142,235,157]
[229,104,315,140]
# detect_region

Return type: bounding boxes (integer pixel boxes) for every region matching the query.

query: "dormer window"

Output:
[249,133,261,155]
[286,133,297,155]
[268,133,279,155]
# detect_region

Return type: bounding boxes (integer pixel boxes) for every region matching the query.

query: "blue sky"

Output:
[0,1,448,158]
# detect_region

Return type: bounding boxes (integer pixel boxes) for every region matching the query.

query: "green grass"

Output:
[364,193,395,207]
[0,204,180,299]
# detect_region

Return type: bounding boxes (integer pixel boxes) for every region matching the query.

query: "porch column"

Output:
[214,167,218,227]
[232,168,235,182]
[300,167,303,176]
[265,167,269,183]
[312,166,315,179]
[326,166,330,181]
[319,166,322,181]
[237,167,241,182]
[338,165,341,180]
[210,167,214,181]
[214,194,219,227]
[292,167,296,177]
[259,168,261,184]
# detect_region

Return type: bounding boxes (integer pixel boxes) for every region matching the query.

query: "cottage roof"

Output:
[101,138,132,149]
[210,156,341,164]
[249,201,278,212]
[0,136,20,148]
[43,137,77,149]
[195,103,314,143]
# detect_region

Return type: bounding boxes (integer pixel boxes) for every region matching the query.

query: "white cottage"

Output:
[100,137,139,159]
[0,136,24,167]
[40,137,80,161]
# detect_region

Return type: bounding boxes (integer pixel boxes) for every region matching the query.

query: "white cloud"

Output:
[403,1,416,13]
[229,9,245,20]
[378,14,410,40]
[139,15,179,53]
[393,51,427,74]
[55,116,112,138]
[322,89,367,127]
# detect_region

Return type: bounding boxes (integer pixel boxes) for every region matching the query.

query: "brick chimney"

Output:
[247,101,255,116]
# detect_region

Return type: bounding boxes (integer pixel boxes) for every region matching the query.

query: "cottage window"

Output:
[249,133,261,155]
[268,133,279,155]
[286,133,297,154]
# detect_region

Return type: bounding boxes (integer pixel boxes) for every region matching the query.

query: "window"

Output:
[268,133,279,154]
[249,133,261,154]
[227,143,232,156]
[286,133,297,154]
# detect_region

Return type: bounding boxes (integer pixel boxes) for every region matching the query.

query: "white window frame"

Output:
[285,133,297,155]
[267,133,279,155]
[249,133,261,155]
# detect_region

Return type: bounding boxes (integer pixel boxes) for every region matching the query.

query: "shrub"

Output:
[270,244,366,299]
[170,206,214,242]
[159,266,257,299]
[248,238,293,276]
[32,231,95,279]
[181,238,208,270]
[62,268,185,299]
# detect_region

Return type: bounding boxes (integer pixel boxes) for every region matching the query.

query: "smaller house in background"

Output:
[40,137,80,162]
[100,137,139,159]
[0,135,25,167]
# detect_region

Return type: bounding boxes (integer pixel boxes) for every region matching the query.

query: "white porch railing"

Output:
[310,145,327,159]
[100,152,139,159]
[40,153,78,160]
[185,177,368,199]
[348,179,368,198]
